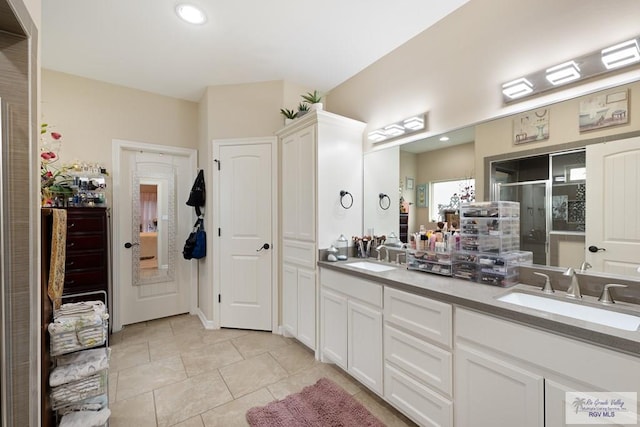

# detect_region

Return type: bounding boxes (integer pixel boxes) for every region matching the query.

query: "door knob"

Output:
[124,242,139,248]
[588,245,606,253]
[256,243,270,252]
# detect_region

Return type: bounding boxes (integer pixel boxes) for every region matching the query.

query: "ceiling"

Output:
[41,0,470,102]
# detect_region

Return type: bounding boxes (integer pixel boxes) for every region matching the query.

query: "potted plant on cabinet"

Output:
[297,102,310,117]
[301,90,323,110]
[280,108,297,125]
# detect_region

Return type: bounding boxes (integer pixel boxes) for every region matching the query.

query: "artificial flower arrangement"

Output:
[40,123,73,206]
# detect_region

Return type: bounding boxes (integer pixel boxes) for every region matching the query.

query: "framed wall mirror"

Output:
[131,170,176,285]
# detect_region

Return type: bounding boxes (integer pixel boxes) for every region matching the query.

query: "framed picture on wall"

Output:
[406,177,414,190]
[416,184,428,208]
[513,108,549,145]
[579,89,628,132]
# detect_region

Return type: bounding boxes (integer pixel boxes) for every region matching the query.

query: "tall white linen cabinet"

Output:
[277,110,365,351]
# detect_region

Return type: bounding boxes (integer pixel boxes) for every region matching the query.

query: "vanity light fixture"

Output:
[601,39,640,69]
[176,4,207,25]
[368,113,426,143]
[502,78,534,99]
[546,61,581,85]
[502,35,640,103]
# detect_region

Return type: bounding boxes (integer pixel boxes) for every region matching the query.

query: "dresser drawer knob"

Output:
[68,223,76,228]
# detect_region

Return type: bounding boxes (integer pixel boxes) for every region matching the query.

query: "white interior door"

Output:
[115,142,196,328]
[586,136,640,277]
[217,139,274,330]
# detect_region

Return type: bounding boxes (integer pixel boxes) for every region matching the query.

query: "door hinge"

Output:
[218,294,221,303]
[218,228,221,237]
[214,159,220,170]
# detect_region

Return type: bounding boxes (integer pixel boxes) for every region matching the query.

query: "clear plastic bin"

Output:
[460,201,520,219]
[406,249,453,276]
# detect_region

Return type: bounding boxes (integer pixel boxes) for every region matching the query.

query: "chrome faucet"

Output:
[376,245,389,262]
[563,268,582,299]
[598,284,627,304]
[533,272,554,294]
[579,262,592,272]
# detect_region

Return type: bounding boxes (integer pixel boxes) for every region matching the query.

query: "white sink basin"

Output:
[497,292,640,332]
[346,261,396,272]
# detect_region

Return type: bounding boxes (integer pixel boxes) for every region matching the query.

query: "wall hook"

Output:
[378,193,391,210]
[339,190,353,209]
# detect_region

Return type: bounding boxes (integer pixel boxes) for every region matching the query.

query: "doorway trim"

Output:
[210,137,279,331]
[112,139,198,332]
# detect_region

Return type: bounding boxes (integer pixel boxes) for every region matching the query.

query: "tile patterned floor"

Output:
[108,314,417,426]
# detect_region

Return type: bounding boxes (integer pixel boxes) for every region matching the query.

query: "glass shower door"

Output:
[497,181,549,265]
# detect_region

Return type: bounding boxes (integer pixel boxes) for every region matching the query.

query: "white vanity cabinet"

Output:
[278,111,365,351]
[455,308,640,427]
[320,268,383,394]
[383,287,453,427]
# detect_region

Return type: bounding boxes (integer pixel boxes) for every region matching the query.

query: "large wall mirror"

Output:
[363,80,640,280]
[131,170,176,285]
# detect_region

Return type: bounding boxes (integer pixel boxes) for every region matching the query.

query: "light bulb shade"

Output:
[383,124,405,137]
[403,115,425,130]
[601,39,640,69]
[502,78,533,99]
[546,61,581,85]
[368,130,387,142]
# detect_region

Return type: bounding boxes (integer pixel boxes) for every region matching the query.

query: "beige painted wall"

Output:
[415,142,475,226]
[475,81,640,200]
[42,69,198,174]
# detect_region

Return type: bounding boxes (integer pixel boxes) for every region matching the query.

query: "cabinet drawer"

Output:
[66,234,106,251]
[384,325,452,397]
[321,269,382,308]
[384,364,453,427]
[384,287,452,348]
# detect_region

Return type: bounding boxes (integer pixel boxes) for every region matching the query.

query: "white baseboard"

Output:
[195,308,218,330]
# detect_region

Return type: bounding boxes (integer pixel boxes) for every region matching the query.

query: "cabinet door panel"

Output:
[320,289,347,369]
[282,264,298,336]
[348,300,383,394]
[455,346,544,427]
[281,135,299,240]
[297,268,316,350]
[296,126,316,242]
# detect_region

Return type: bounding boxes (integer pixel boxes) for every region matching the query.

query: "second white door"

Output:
[217,139,275,330]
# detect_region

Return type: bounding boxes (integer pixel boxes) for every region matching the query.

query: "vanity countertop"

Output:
[318,259,640,357]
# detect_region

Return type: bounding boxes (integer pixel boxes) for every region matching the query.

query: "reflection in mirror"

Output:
[364,81,640,281]
[132,171,176,285]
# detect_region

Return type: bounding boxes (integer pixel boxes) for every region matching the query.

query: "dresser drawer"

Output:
[66,252,106,271]
[66,234,106,251]
[64,268,107,288]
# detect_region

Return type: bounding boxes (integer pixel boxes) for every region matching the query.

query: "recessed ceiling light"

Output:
[439,136,450,142]
[176,4,207,25]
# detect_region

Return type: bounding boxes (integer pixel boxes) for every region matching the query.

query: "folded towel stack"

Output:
[50,371,107,409]
[50,348,110,387]
[49,301,109,355]
[59,407,111,427]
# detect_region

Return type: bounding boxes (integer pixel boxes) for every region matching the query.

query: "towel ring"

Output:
[339,190,353,209]
[378,193,391,210]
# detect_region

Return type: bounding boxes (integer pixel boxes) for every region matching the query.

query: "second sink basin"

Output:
[346,261,396,272]
[497,292,640,332]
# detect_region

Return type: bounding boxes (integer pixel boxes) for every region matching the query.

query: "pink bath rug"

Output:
[246,377,385,426]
